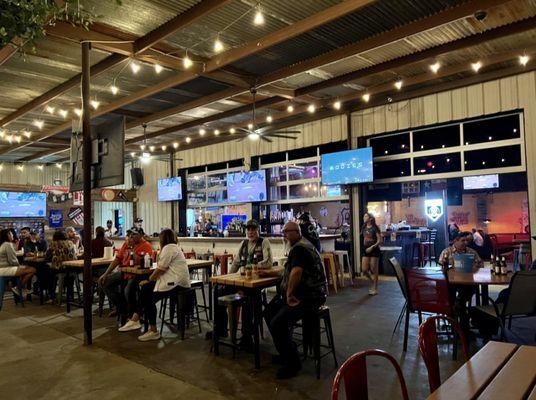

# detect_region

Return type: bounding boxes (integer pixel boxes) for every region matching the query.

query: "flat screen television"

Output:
[463,174,499,190]
[227,170,267,203]
[157,177,182,201]
[0,192,46,218]
[326,186,342,197]
[321,147,373,185]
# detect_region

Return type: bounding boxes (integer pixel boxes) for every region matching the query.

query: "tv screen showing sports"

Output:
[321,147,373,185]
[157,177,182,201]
[463,174,499,190]
[227,170,267,203]
[0,192,46,218]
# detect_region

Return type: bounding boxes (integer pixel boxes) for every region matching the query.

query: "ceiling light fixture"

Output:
[130,61,141,74]
[248,132,260,141]
[214,35,224,53]
[519,55,529,66]
[229,128,236,134]
[140,144,146,151]
[199,128,206,136]
[394,80,403,90]
[287,104,294,113]
[173,142,179,149]
[23,131,31,139]
[307,104,316,113]
[130,152,136,157]
[254,5,265,25]
[15,136,21,143]
[266,115,273,123]
[45,106,55,114]
[37,165,44,170]
[33,120,44,129]
[74,108,83,117]
[149,145,155,152]
[214,129,220,136]
[161,145,167,151]
[430,62,441,73]
[110,85,119,95]
[90,100,100,110]
[362,93,370,102]
[154,64,163,74]
[333,101,341,110]
[248,123,254,130]
[471,61,482,72]
[59,109,68,118]
[185,137,191,143]
[183,52,193,69]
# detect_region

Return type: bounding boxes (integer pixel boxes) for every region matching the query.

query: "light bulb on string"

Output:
[519,55,529,66]
[471,61,482,72]
[333,101,341,110]
[56,163,62,169]
[214,129,220,136]
[307,104,316,113]
[173,142,179,149]
[16,164,24,171]
[90,100,100,110]
[74,108,83,117]
[154,64,163,74]
[161,145,167,151]
[254,6,265,25]
[45,106,55,114]
[23,131,31,139]
[229,128,236,134]
[149,145,155,152]
[199,128,206,136]
[214,35,224,53]
[33,120,44,129]
[362,93,370,102]
[185,137,191,144]
[430,62,441,73]
[140,144,146,151]
[248,123,254,130]
[183,52,193,69]
[287,104,294,113]
[15,136,21,143]
[130,61,141,74]
[394,80,403,90]
[59,109,68,118]
[110,85,119,95]
[266,115,273,123]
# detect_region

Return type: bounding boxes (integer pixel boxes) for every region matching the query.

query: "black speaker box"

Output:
[131,168,144,187]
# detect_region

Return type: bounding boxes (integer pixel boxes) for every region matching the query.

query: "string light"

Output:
[307,104,316,113]
[110,85,119,95]
[140,152,151,164]
[173,142,179,149]
[430,62,441,73]
[154,64,163,74]
[519,55,529,66]
[0,164,3,171]
[199,128,206,136]
[140,144,146,151]
[58,109,68,118]
[333,101,341,110]
[130,61,141,74]
[161,145,167,151]
[266,115,273,123]
[183,52,193,69]
[254,5,265,25]
[248,132,260,141]
[90,100,100,110]
[130,152,136,157]
[149,145,155,152]
[37,165,44,170]
[229,128,236,134]
[7,135,13,144]
[287,104,294,113]
[214,129,220,136]
[16,164,24,171]
[362,93,370,102]
[394,80,403,90]
[214,35,224,53]
[33,120,44,129]
[0,129,4,138]
[471,61,482,72]
[15,136,21,143]
[23,131,31,139]
[45,106,55,114]
[185,137,191,143]
[248,123,254,130]
[74,108,83,117]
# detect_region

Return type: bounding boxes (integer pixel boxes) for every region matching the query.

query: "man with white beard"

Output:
[259,221,327,379]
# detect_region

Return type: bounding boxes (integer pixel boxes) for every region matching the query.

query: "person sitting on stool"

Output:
[259,221,327,379]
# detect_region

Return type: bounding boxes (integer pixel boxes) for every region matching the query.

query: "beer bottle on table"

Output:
[490,255,495,271]
[129,252,134,267]
[500,257,507,275]
[494,257,501,275]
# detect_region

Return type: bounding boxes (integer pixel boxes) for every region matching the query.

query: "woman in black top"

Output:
[361,212,382,295]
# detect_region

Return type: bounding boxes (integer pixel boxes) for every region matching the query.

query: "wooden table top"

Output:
[118,259,213,275]
[210,267,283,289]
[448,268,511,285]
[427,341,535,400]
[186,259,213,269]
[62,257,114,268]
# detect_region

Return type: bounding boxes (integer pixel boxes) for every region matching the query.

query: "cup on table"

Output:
[103,246,114,259]
[246,269,252,279]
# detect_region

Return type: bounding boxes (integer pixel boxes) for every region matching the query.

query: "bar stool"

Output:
[333,250,352,287]
[295,305,338,379]
[215,253,233,275]
[159,287,201,339]
[422,230,437,266]
[217,293,246,358]
[191,279,209,322]
[411,242,425,268]
[321,253,339,294]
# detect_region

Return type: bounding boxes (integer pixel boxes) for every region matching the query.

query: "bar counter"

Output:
[381,229,432,268]
[110,234,340,256]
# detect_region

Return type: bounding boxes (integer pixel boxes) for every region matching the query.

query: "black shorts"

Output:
[362,245,381,258]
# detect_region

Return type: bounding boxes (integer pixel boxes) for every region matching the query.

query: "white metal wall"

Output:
[0,163,69,186]
[351,71,536,256]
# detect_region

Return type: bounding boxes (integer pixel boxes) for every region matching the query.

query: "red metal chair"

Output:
[402,268,454,351]
[331,349,409,400]
[183,251,196,259]
[418,315,469,394]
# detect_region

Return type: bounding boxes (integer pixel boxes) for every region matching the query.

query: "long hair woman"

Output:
[361,212,382,295]
[0,228,36,298]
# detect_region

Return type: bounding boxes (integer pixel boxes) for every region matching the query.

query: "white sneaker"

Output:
[138,330,161,342]
[118,319,142,332]
[368,288,378,296]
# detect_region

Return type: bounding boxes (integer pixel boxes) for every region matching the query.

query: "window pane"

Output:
[268,166,287,183]
[187,192,205,205]
[414,153,461,175]
[464,145,522,170]
[269,185,287,201]
[369,133,410,157]
[463,114,520,145]
[206,189,226,203]
[288,161,319,181]
[207,173,226,188]
[413,125,460,152]
[187,175,205,190]
[373,159,411,179]
[289,183,318,199]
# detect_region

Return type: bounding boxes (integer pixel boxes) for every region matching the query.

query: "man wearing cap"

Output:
[215,219,273,347]
[98,227,153,327]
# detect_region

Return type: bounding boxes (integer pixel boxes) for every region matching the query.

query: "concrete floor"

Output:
[1,278,534,400]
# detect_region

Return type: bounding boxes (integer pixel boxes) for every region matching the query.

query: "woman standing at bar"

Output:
[361,212,382,295]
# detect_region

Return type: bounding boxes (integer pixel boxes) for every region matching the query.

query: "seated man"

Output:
[261,221,327,379]
[23,231,48,256]
[98,228,153,327]
[438,231,483,335]
[215,219,272,347]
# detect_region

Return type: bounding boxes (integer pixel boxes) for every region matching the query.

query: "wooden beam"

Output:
[205,0,376,70]
[112,108,152,118]
[134,0,233,54]
[18,147,69,161]
[257,0,515,87]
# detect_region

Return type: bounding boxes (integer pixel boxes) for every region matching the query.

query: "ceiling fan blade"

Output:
[265,133,298,139]
[235,136,246,142]
[261,136,273,143]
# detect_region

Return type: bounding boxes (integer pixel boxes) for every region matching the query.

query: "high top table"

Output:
[447,268,511,305]
[210,268,283,369]
[427,341,536,400]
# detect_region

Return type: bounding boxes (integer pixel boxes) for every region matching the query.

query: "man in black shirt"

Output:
[298,212,321,252]
[260,221,327,379]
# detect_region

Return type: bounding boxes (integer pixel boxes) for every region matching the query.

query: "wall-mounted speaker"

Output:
[130,168,144,187]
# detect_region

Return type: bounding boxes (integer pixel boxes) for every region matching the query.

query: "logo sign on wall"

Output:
[68,207,84,226]
[73,191,84,206]
[49,209,63,228]
[425,199,444,222]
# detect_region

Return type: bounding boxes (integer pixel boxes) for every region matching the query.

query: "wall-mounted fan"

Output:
[235,87,300,143]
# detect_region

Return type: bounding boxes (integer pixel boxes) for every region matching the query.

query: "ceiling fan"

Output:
[235,87,300,143]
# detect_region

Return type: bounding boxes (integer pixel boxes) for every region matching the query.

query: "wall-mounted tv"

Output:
[0,192,47,218]
[227,170,267,203]
[463,174,499,190]
[157,177,182,201]
[321,147,373,185]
